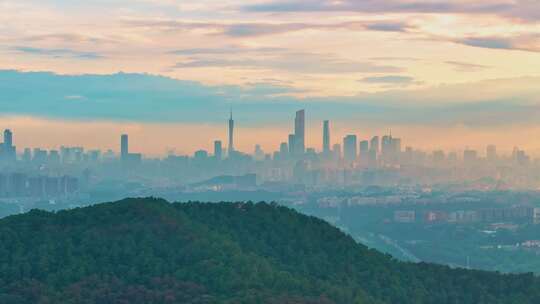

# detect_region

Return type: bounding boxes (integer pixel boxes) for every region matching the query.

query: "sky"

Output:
[1,0,540,156]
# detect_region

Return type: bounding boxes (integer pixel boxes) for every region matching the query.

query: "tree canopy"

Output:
[0,197,539,303]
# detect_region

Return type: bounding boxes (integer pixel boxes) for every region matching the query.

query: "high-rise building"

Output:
[279,142,288,159]
[294,110,305,156]
[381,135,401,164]
[121,134,129,160]
[358,140,369,167]
[370,136,380,154]
[323,120,330,155]
[214,140,223,160]
[343,135,357,163]
[359,140,369,153]
[4,129,13,148]
[487,145,497,162]
[59,146,83,164]
[228,110,235,156]
[2,129,15,162]
[293,160,307,183]
[49,150,61,164]
[463,149,477,166]
[87,150,101,162]
[381,135,392,157]
[433,150,445,164]
[194,150,208,161]
[254,144,264,161]
[400,146,411,165]
[512,147,530,166]
[359,140,369,161]
[391,138,402,154]
[288,134,295,155]
[332,144,342,160]
[448,151,458,163]
[22,148,31,163]
[33,148,47,165]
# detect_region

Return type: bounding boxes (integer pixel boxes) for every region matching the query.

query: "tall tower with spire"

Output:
[228,109,235,157]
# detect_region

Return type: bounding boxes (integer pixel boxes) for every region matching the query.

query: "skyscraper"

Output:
[294,110,305,156]
[332,143,341,160]
[343,135,357,163]
[214,140,223,161]
[1,129,16,162]
[121,134,129,160]
[391,138,402,154]
[381,135,392,156]
[381,134,401,164]
[323,120,330,155]
[487,145,497,162]
[254,144,264,161]
[279,142,288,159]
[370,136,380,154]
[228,110,235,156]
[4,129,13,148]
[464,149,478,166]
[359,140,369,156]
[288,134,295,155]
[22,148,31,163]
[433,150,445,163]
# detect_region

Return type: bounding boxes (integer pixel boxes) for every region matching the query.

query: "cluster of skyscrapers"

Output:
[0,109,536,191]
[262,109,403,168]
[0,109,532,169]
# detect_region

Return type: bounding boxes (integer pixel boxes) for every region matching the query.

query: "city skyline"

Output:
[1,69,540,155]
[1,1,540,157]
[3,2,540,302]
[0,109,537,160]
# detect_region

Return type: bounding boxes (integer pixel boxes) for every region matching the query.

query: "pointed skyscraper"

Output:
[228,109,235,157]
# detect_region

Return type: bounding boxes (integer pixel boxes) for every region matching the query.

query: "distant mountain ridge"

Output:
[0,197,539,303]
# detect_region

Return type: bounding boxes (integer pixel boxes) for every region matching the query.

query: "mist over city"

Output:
[2,1,540,303]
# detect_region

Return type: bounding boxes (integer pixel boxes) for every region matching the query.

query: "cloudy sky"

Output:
[1,0,540,155]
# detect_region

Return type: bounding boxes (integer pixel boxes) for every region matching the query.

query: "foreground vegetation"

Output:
[0,198,539,303]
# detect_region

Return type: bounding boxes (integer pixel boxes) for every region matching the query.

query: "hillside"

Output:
[0,198,539,303]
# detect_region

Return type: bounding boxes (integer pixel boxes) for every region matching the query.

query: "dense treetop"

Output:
[0,197,539,303]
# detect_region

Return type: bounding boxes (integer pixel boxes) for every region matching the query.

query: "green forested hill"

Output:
[0,198,539,304]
